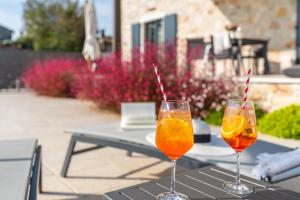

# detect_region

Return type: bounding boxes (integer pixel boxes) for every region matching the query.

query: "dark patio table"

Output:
[231,38,270,75]
[104,165,300,200]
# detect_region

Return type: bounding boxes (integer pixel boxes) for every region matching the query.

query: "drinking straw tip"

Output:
[242,67,252,109]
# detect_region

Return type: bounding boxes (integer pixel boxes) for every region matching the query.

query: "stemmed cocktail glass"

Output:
[155,100,194,200]
[221,99,257,194]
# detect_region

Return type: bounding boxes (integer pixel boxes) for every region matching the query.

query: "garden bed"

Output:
[21,50,300,140]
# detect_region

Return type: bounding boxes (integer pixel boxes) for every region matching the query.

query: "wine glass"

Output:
[221,99,257,194]
[155,100,194,200]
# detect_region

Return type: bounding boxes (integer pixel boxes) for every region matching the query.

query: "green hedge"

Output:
[258,104,300,139]
[204,108,224,126]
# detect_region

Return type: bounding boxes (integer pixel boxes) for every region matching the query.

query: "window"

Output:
[145,20,163,45]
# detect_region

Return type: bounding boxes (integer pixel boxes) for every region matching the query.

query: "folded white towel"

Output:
[252,149,300,180]
[263,165,300,183]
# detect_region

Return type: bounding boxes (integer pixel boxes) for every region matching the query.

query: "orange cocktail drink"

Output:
[156,111,194,160]
[155,100,193,200]
[221,99,257,195]
[221,105,257,152]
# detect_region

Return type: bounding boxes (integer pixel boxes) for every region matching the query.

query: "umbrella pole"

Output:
[86,58,92,71]
[91,62,97,72]
[86,57,97,72]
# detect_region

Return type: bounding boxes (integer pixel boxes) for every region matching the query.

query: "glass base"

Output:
[223,182,254,195]
[156,192,190,200]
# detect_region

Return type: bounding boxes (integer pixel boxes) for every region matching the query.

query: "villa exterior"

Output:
[117,0,297,72]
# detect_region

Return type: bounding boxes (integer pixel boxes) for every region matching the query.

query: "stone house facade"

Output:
[120,0,297,73]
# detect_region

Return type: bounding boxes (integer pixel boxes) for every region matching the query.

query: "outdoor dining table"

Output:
[104,165,300,200]
[231,38,270,75]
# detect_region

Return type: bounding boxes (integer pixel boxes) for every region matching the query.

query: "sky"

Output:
[0,0,113,39]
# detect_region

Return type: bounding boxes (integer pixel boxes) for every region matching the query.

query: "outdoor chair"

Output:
[240,40,270,75]
[0,139,42,200]
[120,102,156,130]
[186,36,237,76]
[209,33,240,75]
[227,37,270,75]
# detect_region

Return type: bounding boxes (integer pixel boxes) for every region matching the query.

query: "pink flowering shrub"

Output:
[75,52,156,111]
[22,58,86,97]
[75,43,235,118]
[22,43,235,118]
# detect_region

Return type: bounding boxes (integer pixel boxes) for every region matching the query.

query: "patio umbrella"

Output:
[82,0,101,72]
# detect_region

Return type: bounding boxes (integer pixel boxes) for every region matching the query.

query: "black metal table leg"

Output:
[263,42,270,74]
[61,136,77,177]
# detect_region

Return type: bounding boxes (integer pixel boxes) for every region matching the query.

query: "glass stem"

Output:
[236,152,241,186]
[171,160,176,194]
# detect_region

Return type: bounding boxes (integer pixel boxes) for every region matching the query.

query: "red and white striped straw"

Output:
[242,68,252,109]
[152,64,168,104]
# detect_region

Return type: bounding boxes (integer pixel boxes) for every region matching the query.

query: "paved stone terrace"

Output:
[0,91,178,200]
[0,91,299,199]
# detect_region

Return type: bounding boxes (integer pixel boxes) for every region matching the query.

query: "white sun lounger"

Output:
[61,122,293,183]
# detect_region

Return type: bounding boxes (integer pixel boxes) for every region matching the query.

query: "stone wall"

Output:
[121,0,296,67]
[213,0,296,51]
[237,75,300,112]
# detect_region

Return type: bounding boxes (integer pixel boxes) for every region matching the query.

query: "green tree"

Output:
[23,0,85,52]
